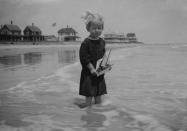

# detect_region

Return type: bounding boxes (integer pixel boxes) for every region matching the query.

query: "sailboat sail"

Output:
[100,49,111,67]
[96,49,112,76]
[101,49,111,67]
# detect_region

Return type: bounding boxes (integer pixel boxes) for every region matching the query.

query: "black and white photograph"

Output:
[0,0,187,131]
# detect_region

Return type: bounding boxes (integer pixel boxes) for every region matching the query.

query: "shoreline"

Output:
[0,43,140,56]
[0,42,141,50]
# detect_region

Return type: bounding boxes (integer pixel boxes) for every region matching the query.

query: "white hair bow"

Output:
[81,11,103,25]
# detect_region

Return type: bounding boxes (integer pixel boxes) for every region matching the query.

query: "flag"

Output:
[52,22,56,27]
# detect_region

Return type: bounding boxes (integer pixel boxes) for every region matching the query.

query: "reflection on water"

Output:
[81,109,106,131]
[58,49,76,64]
[0,54,22,67]
[0,49,77,69]
[0,53,42,67]
[0,48,79,90]
[24,52,42,65]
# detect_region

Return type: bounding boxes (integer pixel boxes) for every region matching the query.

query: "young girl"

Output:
[79,11,107,107]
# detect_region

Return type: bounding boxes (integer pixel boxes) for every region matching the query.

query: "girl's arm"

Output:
[79,41,91,66]
[79,41,97,75]
[87,63,97,76]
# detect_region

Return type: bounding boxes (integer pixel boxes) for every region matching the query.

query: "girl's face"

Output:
[88,22,103,39]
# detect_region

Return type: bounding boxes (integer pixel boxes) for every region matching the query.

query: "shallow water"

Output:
[0,43,187,131]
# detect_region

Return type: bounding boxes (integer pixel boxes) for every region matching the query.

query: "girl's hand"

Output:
[87,63,98,76]
[90,68,97,76]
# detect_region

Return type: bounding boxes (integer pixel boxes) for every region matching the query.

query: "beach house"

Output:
[44,35,58,42]
[58,26,79,41]
[104,33,126,43]
[23,23,44,42]
[0,25,2,34]
[126,33,137,43]
[0,21,22,42]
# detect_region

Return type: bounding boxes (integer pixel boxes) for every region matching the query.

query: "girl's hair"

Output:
[81,11,104,31]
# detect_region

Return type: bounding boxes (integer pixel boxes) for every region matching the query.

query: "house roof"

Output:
[127,33,136,37]
[25,25,41,32]
[58,27,77,34]
[4,24,21,32]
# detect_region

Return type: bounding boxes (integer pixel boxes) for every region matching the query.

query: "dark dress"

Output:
[79,37,107,97]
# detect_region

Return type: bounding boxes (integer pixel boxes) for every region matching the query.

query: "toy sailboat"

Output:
[96,49,112,76]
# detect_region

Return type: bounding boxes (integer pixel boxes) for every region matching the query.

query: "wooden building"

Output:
[58,26,79,41]
[44,35,57,42]
[126,33,137,43]
[23,24,44,42]
[104,33,126,43]
[0,25,2,34]
[0,22,22,42]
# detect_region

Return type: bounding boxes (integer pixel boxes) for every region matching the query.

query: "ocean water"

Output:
[0,43,187,131]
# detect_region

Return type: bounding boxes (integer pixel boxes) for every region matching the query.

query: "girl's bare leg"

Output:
[86,97,92,106]
[94,96,102,104]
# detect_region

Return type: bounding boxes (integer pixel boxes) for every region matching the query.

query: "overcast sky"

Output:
[0,0,187,43]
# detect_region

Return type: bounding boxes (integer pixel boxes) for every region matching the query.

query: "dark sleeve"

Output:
[103,39,106,54]
[79,40,91,67]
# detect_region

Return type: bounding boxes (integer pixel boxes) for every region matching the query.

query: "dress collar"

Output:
[87,36,100,40]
